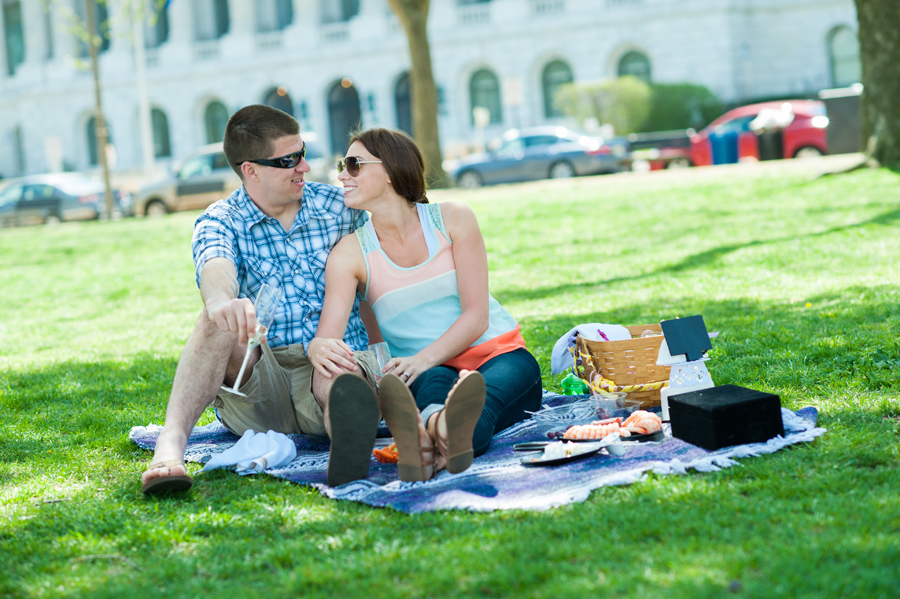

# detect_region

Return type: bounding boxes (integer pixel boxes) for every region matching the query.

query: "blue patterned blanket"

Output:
[130,394,825,513]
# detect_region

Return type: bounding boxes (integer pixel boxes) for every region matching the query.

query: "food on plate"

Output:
[542,441,582,460]
[563,417,623,440]
[622,410,663,435]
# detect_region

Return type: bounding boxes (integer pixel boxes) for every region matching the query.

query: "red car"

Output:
[689,100,829,166]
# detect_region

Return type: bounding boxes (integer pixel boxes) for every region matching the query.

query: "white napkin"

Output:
[550,323,632,374]
[199,429,297,475]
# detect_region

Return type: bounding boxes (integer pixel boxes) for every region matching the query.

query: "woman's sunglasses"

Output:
[236,146,306,169]
[337,156,383,176]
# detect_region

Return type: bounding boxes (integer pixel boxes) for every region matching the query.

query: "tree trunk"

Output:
[854,0,900,169]
[386,0,449,188]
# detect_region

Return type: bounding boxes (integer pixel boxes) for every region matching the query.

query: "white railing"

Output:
[194,40,220,61]
[530,0,565,16]
[256,32,283,51]
[458,4,491,26]
[321,22,349,43]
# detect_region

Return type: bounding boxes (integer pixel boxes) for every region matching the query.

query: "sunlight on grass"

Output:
[1,164,898,598]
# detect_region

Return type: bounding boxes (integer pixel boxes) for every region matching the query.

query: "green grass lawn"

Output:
[1,161,898,598]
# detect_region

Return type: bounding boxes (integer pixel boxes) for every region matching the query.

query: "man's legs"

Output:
[311,357,381,487]
[141,309,255,488]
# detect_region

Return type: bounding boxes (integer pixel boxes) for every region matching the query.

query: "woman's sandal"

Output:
[427,371,486,474]
[377,374,435,482]
[141,459,194,495]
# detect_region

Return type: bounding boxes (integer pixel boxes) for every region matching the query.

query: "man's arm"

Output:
[199,257,256,343]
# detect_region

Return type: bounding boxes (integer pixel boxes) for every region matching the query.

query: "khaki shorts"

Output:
[214,342,380,437]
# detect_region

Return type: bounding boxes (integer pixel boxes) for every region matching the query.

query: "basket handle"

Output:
[573,341,669,394]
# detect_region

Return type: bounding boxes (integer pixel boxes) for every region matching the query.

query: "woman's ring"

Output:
[403,372,410,378]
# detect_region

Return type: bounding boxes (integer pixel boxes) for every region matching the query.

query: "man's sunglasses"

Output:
[235,146,306,169]
[337,156,383,176]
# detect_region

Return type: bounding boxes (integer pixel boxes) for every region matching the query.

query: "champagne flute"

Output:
[221,282,283,397]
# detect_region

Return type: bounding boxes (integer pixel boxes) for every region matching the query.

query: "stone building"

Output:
[0,0,860,179]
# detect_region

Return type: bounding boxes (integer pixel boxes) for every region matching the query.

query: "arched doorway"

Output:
[328,79,361,157]
[263,87,294,116]
[541,60,573,118]
[395,72,412,135]
[617,50,651,83]
[204,100,229,144]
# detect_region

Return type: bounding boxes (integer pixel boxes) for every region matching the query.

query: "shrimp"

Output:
[622,410,662,435]
[563,421,621,440]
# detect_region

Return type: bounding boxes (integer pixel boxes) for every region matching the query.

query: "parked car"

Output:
[627,129,694,170]
[0,173,132,227]
[446,126,630,188]
[689,100,829,167]
[133,133,332,217]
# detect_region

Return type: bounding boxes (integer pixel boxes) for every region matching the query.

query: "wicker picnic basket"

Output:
[574,324,670,408]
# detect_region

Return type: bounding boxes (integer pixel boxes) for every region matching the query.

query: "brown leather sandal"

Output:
[426,371,486,474]
[141,459,194,495]
[377,374,435,482]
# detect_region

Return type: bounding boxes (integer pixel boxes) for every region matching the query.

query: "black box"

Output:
[669,385,784,450]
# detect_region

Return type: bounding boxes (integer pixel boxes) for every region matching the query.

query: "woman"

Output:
[309,128,542,482]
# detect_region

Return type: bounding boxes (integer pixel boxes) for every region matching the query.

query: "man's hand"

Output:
[308,337,358,379]
[206,297,257,343]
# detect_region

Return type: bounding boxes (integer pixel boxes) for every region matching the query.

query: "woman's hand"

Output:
[308,337,358,379]
[384,353,437,386]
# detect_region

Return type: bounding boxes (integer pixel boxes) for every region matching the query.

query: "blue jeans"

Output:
[410,347,543,456]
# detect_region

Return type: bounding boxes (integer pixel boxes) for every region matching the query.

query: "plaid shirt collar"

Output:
[232,184,345,232]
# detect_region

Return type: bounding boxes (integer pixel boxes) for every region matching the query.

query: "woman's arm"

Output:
[308,235,368,378]
[389,202,490,384]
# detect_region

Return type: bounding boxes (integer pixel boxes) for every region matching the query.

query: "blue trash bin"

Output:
[710,131,739,165]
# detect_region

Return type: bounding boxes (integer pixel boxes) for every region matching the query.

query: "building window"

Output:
[828,26,861,88]
[328,80,361,156]
[86,116,113,166]
[258,0,293,32]
[395,72,412,135]
[194,0,230,41]
[264,87,294,116]
[469,69,502,125]
[541,59,573,118]
[74,0,110,57]
[145,0,170,48]
[617,50,651,83]
[3,0,24,76]
[204,101,229,144]
[151,108,171,158]
[320,0,359,23]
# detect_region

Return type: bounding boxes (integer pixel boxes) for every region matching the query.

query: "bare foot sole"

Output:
[429,370,486,474]
[377,374,435,482]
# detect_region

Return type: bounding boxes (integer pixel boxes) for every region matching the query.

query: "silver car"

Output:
[133,134,332,217]
[0,173,132,227]
[446,126,631,188]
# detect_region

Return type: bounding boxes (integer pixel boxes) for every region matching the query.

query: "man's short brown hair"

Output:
[224,105,300,178]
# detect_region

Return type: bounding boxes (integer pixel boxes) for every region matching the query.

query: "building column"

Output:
[167,0,194,44]
[20,0,48,67]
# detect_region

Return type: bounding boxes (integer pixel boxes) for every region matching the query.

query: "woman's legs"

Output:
[472,348,543,456]
[409,348,543,458]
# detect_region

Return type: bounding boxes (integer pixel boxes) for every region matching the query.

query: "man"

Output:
[140,105,381,494]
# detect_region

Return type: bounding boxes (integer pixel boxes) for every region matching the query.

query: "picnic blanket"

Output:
[130,394,825,513]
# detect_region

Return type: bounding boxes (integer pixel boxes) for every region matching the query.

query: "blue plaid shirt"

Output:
[192,182,369,351]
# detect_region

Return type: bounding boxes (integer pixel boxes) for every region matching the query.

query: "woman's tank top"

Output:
[355,203,525,370]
